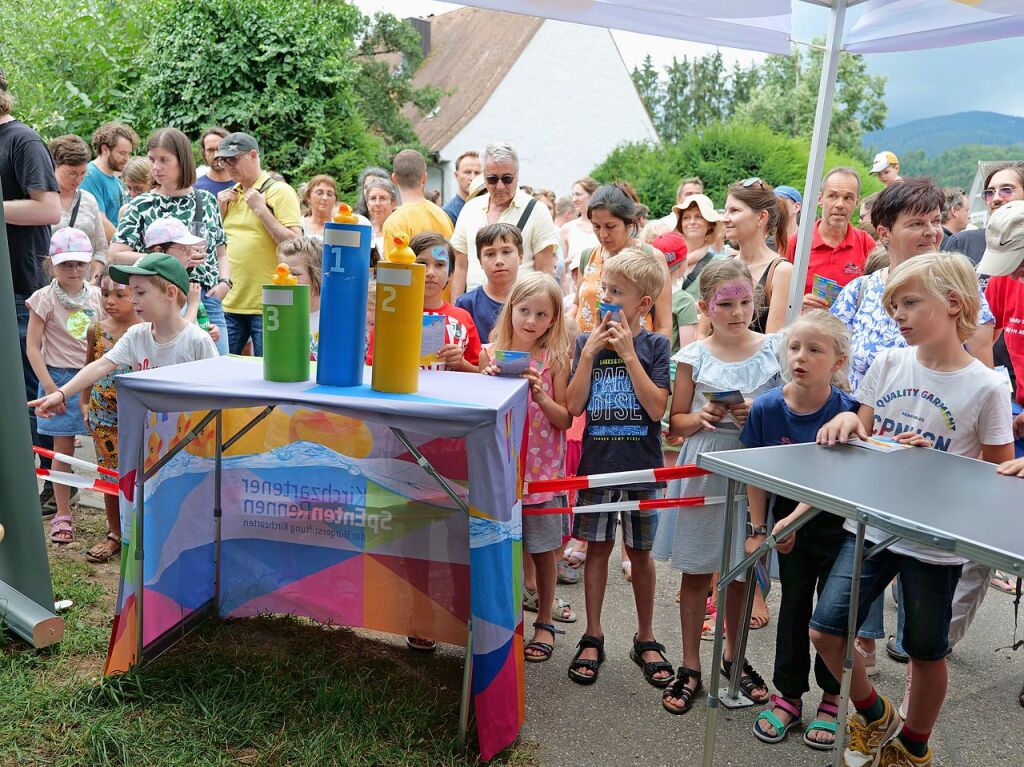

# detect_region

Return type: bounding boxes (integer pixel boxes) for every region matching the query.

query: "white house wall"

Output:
[439,19,659,199]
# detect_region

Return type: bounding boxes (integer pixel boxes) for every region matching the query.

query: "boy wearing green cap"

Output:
[29,253,217,418]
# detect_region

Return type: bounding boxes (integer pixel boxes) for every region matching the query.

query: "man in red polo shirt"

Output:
[982,201,1024,417]
[787,166,876,310]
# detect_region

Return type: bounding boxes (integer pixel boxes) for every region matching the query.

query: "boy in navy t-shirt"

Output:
[454,222,522,343]
[565,248,671,687]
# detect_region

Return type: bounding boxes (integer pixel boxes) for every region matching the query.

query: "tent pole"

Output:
[785,0,849,325]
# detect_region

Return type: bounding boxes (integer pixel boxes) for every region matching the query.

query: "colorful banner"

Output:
[104,358,528,761]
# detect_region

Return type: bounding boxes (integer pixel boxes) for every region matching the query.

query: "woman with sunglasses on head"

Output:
[943,162,1024,267]
[722,178,793,334]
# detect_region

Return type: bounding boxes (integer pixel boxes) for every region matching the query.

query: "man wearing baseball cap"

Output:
[216,132,301,356]
[981,201,1024,414]
[870,150,902,187]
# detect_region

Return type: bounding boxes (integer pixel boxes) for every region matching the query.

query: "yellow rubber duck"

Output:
[272,263,298,285]
[332,203,359,224]
[389,231,415,264]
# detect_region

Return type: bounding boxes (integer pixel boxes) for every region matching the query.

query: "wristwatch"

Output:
[218,277,233,288]
[746,523,768,537]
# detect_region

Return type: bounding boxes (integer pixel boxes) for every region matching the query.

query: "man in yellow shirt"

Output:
[216,133,302,355]
[381,149,453,260]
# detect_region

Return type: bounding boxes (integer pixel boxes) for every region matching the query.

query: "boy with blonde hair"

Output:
[30,254,217,418]
[566,247,673,687]
[813,252,1013,766]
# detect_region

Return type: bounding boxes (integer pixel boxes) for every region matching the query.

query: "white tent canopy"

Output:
[455,0,1024,322]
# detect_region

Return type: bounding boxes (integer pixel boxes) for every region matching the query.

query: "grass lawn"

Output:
[1,503,534,767]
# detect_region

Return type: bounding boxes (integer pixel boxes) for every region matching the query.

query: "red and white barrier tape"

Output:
[524,464,709,495]
[33,445,118,478]
[36,467,118,496]
[522,494,744,516]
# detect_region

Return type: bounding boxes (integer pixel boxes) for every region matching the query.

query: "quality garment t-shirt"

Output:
[1,119,60,297]
[105,321,218,372]
[454,285,503,344]
[81,161,127,225]
[573,328,671,489]
[851,346,1012,564]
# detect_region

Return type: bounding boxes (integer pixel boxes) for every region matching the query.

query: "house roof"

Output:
[405,7,544,154]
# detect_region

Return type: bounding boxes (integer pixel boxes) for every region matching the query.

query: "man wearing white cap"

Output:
[982,200,1024,427]
[870,150,902,187]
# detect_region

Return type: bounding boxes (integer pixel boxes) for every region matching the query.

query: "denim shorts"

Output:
[36,367,89,437]
[810,534,962,662]
[572,488,659,550]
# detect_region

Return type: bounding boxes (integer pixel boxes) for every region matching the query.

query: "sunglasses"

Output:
[485,174,516,187]
[982,185,1020,201]
[218,155,246,166]
[741,177,765,189]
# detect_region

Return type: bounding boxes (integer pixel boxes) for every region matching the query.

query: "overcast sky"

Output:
[353,0,1024,128]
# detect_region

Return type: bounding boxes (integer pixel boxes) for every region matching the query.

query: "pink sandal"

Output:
[50,514,74,545]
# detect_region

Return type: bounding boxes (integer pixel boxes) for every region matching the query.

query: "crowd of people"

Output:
[6,60,1024,766]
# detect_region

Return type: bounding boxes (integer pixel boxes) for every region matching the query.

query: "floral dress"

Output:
[88,326,131,469]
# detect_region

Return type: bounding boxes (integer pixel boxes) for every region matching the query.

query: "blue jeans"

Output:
[16,297,53,471]
[225,312,263,356]
[811,535,961,662]
[201,289,229,355]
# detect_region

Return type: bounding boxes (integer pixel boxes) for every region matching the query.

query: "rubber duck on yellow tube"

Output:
[389,231,416,264]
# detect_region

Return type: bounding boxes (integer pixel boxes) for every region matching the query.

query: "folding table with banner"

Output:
[101,356,528,761]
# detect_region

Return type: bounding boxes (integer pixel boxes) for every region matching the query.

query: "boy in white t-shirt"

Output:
[30,253,217,418]
[811,252,1013,766]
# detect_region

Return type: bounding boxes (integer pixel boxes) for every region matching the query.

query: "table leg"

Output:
[830,521,867,767]
[134,424,146,666]
[723,563,757,708]
[702,478,738,767]
[459,618,474,746]
[213,411,223,614]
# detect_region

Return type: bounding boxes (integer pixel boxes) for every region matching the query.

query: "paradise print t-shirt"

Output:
[573,328,671,490]
[849,346,1012,565]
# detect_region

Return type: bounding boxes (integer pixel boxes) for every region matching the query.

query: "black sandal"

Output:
[662,666,703,714]
[525,622,563,663]
[568,634,605,685]
[630,634,674,688]
[722,658,770,704]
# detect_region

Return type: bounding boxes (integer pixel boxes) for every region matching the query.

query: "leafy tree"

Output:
[0,0,160,138]
[592,122,881,218]
[901,144,1024,191]
[734,43,887,160]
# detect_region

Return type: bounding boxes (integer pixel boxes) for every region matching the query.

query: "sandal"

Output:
[563,543,586,569]
[753,694,802,744]
[721,658,770,704]
[629,635,674,687]
[567,634,605,685]
[86,533,122,564]
[701,608,722,641]
[50,514,74,545]
[525,621,563,663]
[522,588,577,623]
[803,700,839,750]
[556,559,580,585]
[621,560,632,582]
[405,636,436,652]
[662,666,703,714]
[991,572,1018,593]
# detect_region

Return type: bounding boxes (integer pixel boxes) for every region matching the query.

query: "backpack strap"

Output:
[68,191,83,229]
[255,175,278,217]
[681,251,715,292]
[515,198,537,232]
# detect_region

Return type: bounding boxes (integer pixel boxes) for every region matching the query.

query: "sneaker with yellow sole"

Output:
[843,694,902,767]
[876,735,932,766]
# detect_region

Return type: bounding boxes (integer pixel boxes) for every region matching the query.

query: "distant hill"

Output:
[863,111,1024,156]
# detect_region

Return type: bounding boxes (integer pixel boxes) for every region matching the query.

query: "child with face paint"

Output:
[652,258,781,715]
[365,233,481,372]
[81,270,143,563]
